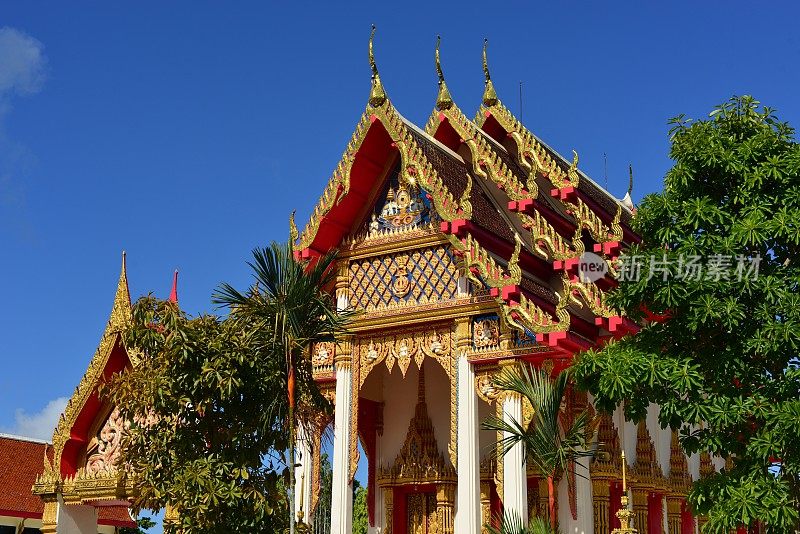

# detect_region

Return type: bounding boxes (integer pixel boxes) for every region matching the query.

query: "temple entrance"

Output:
[406,491,437,534]
[374,361,456,533]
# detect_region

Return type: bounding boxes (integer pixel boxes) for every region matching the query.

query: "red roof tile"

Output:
[0,434,134,527]
[0,434,48,518]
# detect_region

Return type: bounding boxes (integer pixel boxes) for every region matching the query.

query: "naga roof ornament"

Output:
[621,164,636,212]
[482,39,498,107]
[368,25,387,108]
[435,36,453,110]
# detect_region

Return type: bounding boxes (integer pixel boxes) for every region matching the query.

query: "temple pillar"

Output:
[455,345,481,532]
[574,454,594,534]
[502,390,528,526]
[437,485,456,534]
[329,340,353,534]
[294,425,313,524]
[383,488,394,534]
[631,489,648,533]
[480,480,492,533]
[666,496,682,534]
[40,500,58,534]
[56,498,97,534]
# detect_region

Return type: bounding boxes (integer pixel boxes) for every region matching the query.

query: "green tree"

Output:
[109,242,351,534]
[352,480,368,534]
[482,366,594,531]
[120,516,156,534]
[573,96,800,532]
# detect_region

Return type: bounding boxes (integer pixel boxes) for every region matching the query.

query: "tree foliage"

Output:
[108,242,351,533]
[120,516,156,534]
[573,96,800,531]
[352,481,368,534]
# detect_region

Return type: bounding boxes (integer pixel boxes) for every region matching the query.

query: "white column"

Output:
[502,392,528,526]
[56,496,97,534]
[455,351,481,532]
[574,452,594,534]
[294,426,313,524]
[330,358,353,534]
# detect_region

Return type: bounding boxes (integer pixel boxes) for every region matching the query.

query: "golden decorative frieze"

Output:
[357,327,453,388]
[473,315,501,350]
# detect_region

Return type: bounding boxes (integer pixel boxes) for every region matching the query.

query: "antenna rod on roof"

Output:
[519,81,523,121]
[604,153,608,190]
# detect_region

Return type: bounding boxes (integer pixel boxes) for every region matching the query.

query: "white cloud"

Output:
[4,397,69,441]
[0,27,46,241]
[0,27,46,99]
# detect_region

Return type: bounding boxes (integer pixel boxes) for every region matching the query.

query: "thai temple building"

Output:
[292,32,722,534]
[0,30,728,534]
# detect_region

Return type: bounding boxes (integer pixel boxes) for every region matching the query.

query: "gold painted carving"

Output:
[85,407,128,476]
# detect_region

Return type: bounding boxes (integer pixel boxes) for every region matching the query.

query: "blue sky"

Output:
[1,0,798,519]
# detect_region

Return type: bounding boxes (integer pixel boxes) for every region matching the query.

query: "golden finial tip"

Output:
[482,39,498,106]
[368,24,386,107]
[435,34,452,110]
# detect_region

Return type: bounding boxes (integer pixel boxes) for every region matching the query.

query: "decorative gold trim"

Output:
[45,253,132,485]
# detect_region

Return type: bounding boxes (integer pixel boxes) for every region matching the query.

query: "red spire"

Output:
[169,270,179,304]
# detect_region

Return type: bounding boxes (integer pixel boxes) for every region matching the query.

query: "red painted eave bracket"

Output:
[553,257,580,276]
[535,330,592,354]
[550,186,578,203]
[595,316,640,340]
[440,219,471,237]
[593,241,622,257]
[489,284,521,306]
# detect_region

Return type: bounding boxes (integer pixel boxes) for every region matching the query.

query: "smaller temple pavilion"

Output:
[0,433,133,533]
[27,255,143,534]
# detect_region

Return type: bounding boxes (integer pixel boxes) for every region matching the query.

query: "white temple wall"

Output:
[613,405,638,465]
[379,367,418,464]
[648,404,671,477]
[378,362,451,464]
[55,497,97,534]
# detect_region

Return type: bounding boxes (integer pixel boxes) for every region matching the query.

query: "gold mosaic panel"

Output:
[348,245,459,310]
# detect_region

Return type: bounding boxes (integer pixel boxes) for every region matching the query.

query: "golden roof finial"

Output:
[435,35,453,110]
[482,38,498,107]
[628,164,634,196]
[368,24,387,107]
[611,449,638,533]
[109,251,132,333]
[289,210,299,248]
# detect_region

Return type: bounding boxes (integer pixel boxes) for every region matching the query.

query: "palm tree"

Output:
[482,365,596,532]
[486,513,560,534]
[214,241,353,534]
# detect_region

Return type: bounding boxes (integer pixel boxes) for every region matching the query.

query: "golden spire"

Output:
[289,210,299,247]
[482,38,498,107]
[109,251,132,333]
[368,24,387,107]
[612,450,638,533]
[628,164,634,196]
[435,35,453,110]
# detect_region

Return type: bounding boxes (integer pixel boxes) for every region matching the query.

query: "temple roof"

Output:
[296,29,641,346]
[0,434,50,518]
